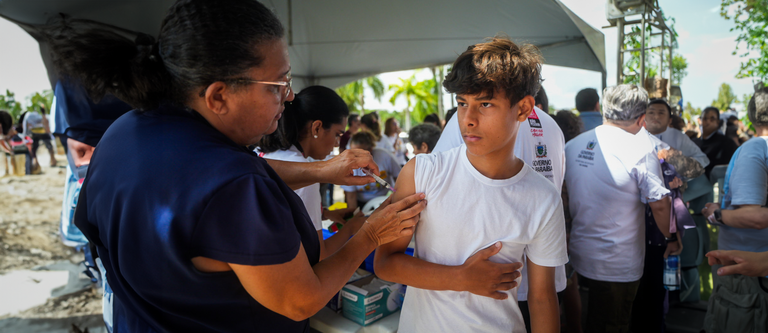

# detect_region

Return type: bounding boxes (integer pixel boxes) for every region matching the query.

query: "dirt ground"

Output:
[0,167,75,274]
[0,152,103,325]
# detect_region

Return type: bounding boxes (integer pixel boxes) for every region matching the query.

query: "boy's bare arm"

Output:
[526,258,559,333]
[374,159,523,299]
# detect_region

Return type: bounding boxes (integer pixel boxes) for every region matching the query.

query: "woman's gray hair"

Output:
[601,84,649,121]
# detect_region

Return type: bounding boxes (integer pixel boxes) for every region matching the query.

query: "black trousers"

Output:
[630,244,667,332]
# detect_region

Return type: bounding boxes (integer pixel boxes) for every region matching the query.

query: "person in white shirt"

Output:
[258,85,366,260]
[333,131,402,218]
[565,84,681,332]
[382,117,407,165]
[376,36,567,333]
[435,103,570,332]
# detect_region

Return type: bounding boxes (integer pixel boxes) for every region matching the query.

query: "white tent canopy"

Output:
[0,0,605,90]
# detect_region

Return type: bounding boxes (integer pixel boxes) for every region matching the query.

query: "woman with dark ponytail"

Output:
[55,1,425,331]
[258,85,367,261]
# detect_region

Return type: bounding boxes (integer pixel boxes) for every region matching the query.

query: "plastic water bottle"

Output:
[663,255,680,291]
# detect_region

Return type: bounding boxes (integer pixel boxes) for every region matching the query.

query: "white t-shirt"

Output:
[260,146,322,230]
[378,134,407,165]
[652,127,710,170]
[399,145,568,333]
[432,107,567,300]
[340,148,401,202]
[565,125,670,282]
[23,111,45,135]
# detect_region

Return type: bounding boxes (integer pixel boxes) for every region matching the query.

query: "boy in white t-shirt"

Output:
[374,37,567,333]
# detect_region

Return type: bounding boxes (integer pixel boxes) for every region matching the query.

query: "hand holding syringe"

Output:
[361,168,395,192]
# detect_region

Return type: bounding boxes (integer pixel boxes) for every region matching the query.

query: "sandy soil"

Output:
[0,152,103,325]
[0,163,75,274]
[8,287,102,320]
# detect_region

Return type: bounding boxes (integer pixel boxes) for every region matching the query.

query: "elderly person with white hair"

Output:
[564,84,680,332]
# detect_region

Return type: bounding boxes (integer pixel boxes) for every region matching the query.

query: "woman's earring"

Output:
[314,135,318,139]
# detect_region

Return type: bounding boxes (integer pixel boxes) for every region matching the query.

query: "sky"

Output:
[0,0,758,113]
[367,0,758,113]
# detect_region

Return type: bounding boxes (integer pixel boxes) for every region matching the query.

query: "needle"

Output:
[361,168,395,192]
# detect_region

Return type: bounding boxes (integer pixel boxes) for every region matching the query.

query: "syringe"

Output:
[361,168,395,192]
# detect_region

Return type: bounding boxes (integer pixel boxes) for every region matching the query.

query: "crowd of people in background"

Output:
[2,1,766,331]
[302,77,767,332]
[0,107,58,176]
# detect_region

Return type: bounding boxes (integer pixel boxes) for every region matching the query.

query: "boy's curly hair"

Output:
[443,36,543,107]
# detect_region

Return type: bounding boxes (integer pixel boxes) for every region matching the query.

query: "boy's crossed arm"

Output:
[373,159,523,300]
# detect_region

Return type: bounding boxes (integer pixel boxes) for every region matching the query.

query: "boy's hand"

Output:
[459,242,523,300]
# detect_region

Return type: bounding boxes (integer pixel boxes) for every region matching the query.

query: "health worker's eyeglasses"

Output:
[236,74,293,100]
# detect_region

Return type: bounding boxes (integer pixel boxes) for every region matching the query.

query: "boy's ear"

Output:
[516,96,535,121]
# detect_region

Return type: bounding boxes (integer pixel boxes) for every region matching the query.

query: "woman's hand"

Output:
[360,192,426,246]
[321,149,380,186]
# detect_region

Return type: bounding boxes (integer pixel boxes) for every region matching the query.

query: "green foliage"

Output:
[622,25,650,85]
[335,75,385,113]
[388,72,438,126]
[0,89,55,124]
[621,14,688,86]
[26,90,54,114]
[711,83,738,110]
[0,90,24,122]
[671,55,688,85]
[720,0,768,83]
[683,101,702,124]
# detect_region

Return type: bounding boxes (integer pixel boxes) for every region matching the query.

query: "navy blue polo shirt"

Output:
[53,79,133,146]
[74,105,320,332]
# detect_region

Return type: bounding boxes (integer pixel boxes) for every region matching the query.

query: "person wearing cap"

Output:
[701,84,768,333]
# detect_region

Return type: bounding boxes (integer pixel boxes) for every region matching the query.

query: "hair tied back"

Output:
[135,33,160,63]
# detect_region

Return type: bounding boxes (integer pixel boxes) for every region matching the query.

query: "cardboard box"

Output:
[326,268,372,312]
[340,276,405,326]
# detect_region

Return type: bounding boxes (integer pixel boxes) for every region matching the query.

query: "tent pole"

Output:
[617,18,624,84]
[659,30,664,79]
[287,0,293,46]
[668,35,673,97]
[640,13,646,88]
[602,71,607,91]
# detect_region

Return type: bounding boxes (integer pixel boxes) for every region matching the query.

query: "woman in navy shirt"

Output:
[53,1,426,331]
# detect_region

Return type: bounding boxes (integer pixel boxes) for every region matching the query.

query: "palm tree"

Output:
[388,72,437,130]
[335,75,385,113]
[430,65,448,117]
